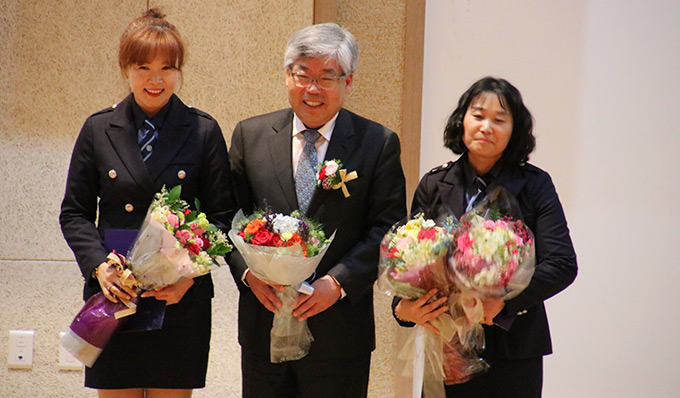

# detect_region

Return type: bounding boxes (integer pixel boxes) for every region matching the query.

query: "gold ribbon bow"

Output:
[331,169,358,198]
[105,252,139,319]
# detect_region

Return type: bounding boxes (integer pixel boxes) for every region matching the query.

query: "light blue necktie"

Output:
[295,129,320,213]
[465,176,488,213]
[138,118,157,162]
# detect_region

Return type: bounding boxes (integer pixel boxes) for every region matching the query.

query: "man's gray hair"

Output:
[284,23,359,75]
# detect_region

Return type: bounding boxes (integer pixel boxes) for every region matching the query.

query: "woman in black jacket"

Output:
[60,8,235,397]
[393,77,577,397]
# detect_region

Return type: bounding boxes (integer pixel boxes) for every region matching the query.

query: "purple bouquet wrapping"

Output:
[59,291,136,367]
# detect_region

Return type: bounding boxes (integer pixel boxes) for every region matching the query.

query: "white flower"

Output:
[272,214,300,235]
[422,219,436,229]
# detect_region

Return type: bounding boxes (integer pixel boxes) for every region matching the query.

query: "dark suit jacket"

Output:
[60,94,236,301]
[402,155,577,360]
[228,107,407,359]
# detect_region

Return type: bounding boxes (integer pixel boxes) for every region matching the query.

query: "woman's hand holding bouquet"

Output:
[228,206,334,363]
[379,213,486,392]
[379,188,537,394]
[61,185,231,367]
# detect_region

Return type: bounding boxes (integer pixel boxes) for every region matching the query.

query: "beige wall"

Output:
[0,0,414,396]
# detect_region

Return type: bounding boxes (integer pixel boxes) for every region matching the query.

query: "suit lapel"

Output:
[307,109,356,215]
[105,95,156,196]
[268,110,298,212]
[145,95,193,182]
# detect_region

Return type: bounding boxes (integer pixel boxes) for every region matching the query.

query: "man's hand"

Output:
[245,271,285,313]
[292,275,341,321]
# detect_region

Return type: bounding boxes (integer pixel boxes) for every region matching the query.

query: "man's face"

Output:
[286,56,353,129]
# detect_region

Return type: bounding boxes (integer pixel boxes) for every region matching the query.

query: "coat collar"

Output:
[105,95,156,196]
[105,94,193,195]
[436,155,529,218]
[144,95,193,181]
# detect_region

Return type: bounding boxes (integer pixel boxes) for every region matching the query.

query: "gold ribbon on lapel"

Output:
[332,169,358,197]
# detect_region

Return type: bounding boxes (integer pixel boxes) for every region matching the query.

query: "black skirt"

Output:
[85,294,212,389]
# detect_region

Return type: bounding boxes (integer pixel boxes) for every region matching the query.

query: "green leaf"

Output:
[195,197,202,212]
[168,185,182,202]
[185,210,198,223]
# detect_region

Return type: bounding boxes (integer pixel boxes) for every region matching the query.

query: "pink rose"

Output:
[175,230,192,245]
[395,236,414,251]
[167,213,179,228]
[482,220,497,230]
[324,162,339,176]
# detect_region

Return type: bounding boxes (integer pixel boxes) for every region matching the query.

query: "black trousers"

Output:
[241,350,371,398]
[443,356,543,398]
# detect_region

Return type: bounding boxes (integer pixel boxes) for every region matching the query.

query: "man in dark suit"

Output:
[228,23,407,397]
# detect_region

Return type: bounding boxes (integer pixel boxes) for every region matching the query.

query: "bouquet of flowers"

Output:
[379,214,454,299]
[125,185,232,289]
[450,187,535,301]
[228,206,334,363]
[378,213,487,392]
[61,185,231,367]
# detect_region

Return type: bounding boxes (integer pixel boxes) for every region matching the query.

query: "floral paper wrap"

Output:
[228,209,334,363]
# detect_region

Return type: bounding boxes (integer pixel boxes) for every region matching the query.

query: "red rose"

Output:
[186,242,201,255]
[251,229,274,246]
[270,234,284,247]
[318,166,327,180]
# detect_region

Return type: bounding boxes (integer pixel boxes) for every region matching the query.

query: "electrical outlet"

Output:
[8,330,34,369]
[58,332,83,371]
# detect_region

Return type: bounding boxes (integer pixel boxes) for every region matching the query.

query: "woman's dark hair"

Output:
[443,77,535,166]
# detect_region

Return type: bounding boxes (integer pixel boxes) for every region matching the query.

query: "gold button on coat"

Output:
[108,169,117,179]
[125,203,134,212]
[177,170,186,179]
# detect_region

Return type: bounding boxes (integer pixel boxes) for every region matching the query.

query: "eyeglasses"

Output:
[290,71,347,90]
